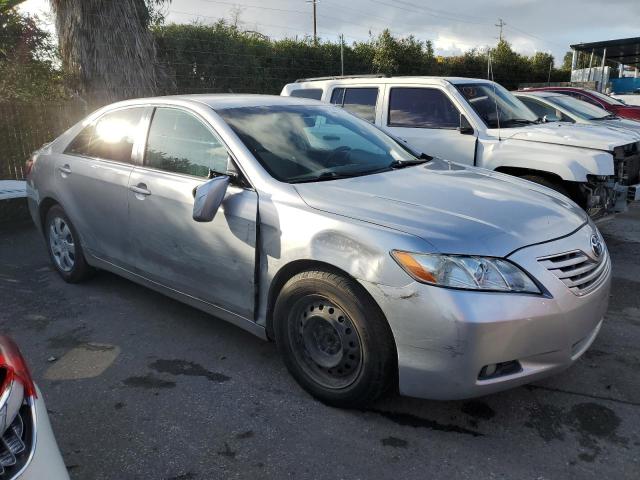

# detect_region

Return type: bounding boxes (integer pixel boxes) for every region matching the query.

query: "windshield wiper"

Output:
[389,153,432,169]
[593,114,619,120]
[290,171,369,183]
[503,118,539,126]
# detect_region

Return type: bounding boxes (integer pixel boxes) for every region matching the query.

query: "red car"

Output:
[521,86,640,121]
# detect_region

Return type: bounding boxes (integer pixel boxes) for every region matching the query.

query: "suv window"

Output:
[144,108,230,178]
[290,88,323,100]
[330,87,378,122]
[388,88,459,128]
[65,107,145,163]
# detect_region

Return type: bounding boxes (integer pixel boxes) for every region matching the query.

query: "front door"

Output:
[382,86,477,165]
[127,107,258,319]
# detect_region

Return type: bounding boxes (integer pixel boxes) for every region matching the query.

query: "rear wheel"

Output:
[520,174,570,198]
[45,205,93,283]
[274,270,396,408]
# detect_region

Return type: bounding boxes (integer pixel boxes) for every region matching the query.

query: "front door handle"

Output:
[130,184,151,197]
[58,164,72,176]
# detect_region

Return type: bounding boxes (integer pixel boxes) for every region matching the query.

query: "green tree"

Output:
[0,7,64,100]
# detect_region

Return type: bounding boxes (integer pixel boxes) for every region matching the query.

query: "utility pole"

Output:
[307,0,318,44]
[495,18,506,42]
[340,34,344,76]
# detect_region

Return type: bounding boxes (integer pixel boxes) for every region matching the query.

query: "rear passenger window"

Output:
[330,88,345,105]
[388,88,459,128]
[65,108,145,163]
[290,88,323,100]
[330,87,378,123]
[144,108,230,178]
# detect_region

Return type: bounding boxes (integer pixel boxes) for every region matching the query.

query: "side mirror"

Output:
[459,115,474,135]
[542,114,560,123]
[192,175,230,222]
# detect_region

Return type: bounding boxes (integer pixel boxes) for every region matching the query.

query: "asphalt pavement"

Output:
[0,206,638,480]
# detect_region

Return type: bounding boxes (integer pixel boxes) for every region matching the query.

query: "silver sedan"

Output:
[26,95,611,407]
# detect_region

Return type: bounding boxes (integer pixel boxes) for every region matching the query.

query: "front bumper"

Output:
[17,387,69,480]
[362,224,611,400]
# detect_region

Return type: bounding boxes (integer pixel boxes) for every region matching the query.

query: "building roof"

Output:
[571,37,640,66]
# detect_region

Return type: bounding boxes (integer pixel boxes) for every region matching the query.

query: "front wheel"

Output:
[274,270,396,408]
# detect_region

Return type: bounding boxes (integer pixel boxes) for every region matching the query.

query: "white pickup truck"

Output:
[282,76,640,218]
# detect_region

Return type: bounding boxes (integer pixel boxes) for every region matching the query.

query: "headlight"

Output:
[391,251,540,293]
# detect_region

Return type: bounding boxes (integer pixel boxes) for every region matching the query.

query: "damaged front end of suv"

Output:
[582,141,640,218]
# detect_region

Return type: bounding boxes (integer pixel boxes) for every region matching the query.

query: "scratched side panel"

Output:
[254,189,433,327]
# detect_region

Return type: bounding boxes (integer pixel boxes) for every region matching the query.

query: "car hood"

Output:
[497,122,640,149]
[596,119,640,137]
[294,159,587,257]
[611,104,640,119]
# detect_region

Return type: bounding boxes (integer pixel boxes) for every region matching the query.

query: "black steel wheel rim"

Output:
[288,295,363,390]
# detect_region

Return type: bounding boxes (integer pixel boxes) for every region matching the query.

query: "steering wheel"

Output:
[326,146,352,166]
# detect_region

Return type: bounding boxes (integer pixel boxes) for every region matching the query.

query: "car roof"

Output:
[525,86,588,93]
[290,76,491,87]
[102,94,324,111]
[515,91,560,99]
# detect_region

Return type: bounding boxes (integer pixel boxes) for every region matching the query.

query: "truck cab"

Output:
[282,76,640,219]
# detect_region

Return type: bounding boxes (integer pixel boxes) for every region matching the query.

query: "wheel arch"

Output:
[494,166,565,184]
[38,197,61,232]
[264,259,394,351]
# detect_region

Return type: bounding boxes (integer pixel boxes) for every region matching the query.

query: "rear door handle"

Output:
[58,164,72,176]
[130,184,151,196]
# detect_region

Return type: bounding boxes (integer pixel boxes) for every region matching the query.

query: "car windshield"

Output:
[217,104,422,183]
[546,95,613,120]
[456,82,539,128]
[587,89,625,106]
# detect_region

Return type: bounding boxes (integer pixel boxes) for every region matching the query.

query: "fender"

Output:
[253,189,433,329]
[477,138,615,182]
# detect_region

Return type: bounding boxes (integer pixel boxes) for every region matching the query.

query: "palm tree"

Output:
[49,0,171,104]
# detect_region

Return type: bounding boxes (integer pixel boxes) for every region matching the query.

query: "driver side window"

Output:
[145,108,230,178]
[519,97,570,122]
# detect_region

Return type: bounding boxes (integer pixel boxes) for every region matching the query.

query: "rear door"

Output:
[127,106,258,319]
[55,106,147,265]
[382,86,477,165]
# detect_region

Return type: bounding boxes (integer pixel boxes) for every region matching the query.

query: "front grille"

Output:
[0,404,34,479]
[538,249,610,296]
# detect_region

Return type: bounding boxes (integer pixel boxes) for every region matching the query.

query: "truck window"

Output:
[290,88,323,100]
[388,88,459,128]
[330,87,378,123]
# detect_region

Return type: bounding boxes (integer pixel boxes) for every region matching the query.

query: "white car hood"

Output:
[498,123,640,150]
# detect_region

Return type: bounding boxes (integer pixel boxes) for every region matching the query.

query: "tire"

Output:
[273,270,396,408]
[520,174,570,198]
[44,205,93,283]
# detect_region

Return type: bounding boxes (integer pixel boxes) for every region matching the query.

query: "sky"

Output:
[18,0,640,65]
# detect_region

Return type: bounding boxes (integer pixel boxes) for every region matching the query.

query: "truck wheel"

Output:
[273,270,396,408]
[45,205,93,283]
[521,175,570,198]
